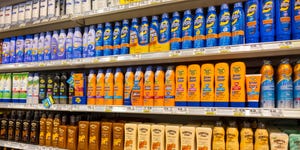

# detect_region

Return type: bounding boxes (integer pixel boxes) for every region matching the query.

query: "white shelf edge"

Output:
[0,40,299,73]
[1,103,300,119]
[0,139,66,150]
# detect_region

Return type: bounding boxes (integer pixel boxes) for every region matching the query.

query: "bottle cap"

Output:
[221,3,229,10]
[234,2,243,8]
[122,19,129,25]
[208,6,216,12]
[114,22,121,27]
[184,10,192,15]
[152,16,159,21]
[195,8,203,14]
[162,13,169,19]
[172,11,180,17]
[146,66,153,71]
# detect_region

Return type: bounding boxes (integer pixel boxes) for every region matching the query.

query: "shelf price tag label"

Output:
[205,108,216,115]
[109,56,118,62]
[19,23,26,27]
[169,50,182,57]
[3,26,10,30]
[126,106,135,112]
[87,105,95,111]
[233,108,245,116]
[279,41,292,49]
[143,106,152,113]
[292,41,300,47]
[193,49,205,55]
[175,107,187,114]
[270,109,281,117]
[93,58,100,63]
[38,62,46,67]
[105,106,113,112]
[163,107,173,114]
[249,109,261,116]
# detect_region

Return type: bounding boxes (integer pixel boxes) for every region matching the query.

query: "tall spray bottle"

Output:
[260,0,275,42]
[206,6,218,47]
[219,4,231,46]
[245,0,259,43]
[260,60,275,108]
[294,60,300,108]
[193,8,205,48]
[276,0,292,41]
[231,2,245,45]
[277,58,293,108]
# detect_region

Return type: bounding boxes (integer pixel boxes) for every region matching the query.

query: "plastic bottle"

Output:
[139,16,150,52]
[32,34,39,62]
[276,0,292,41]
[246,0,260,43]
[2,38,10,64]
[144,66,154,106]
[87,70,96,105]
[154,66,165,106]
[149,15,159,51]
[292,0,300,39]
[73,27,83,58]
[181,10,193,49]
[95,24,104,56]
[226,121,239,150]
[160,13,171,49]
[120,20,130,54]
[51,30,59,60]
[38,32,45,61]
[96,69,105,105]
[254,122,269,150]
[87,25,96,57]
[260,60,275,108]
[294,60,300,108]
[240,121,253,150]
[129,18,139,54]
[82,27,89,58]
[170,11,182,50]
[124,67,134,105]
[10,37,16,63]
[58,29,67,60]
[24,34,33,62]
[206,6,218,47]
[277,58,293,108]
[260,0,275,42]
[114,68,124,105]
[66,28,74,59]
[104,68,114,105]
[193,8,206,48]
[219,4,231,46]
[103,22,113,56]
[53,73,60,103]
[212,121,225,150]
[16,36,24,62]
[232,2,245,45]
[113,22,121,55]
[131,66,144,106]
[165,66,175,106]
[44,31,52,61]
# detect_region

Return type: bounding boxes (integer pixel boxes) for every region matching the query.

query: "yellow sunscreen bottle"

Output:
[254,122,269,150]
[175,65,187,106]
[226,121,239,150]
[96,69,105,105]
[212,121,225,150]
[201,64,214,107]
[154,66,165,106]
[124,67,134,105]
[240,121,253,150]
[104,68,114,105]
[215,63,229,107]
[144,66,154,106]
[131,67,144,106]
[114,68,124,105]
[230,62,246,107]
[187,64,201,106]
[87,70,96,105]
[165,66,175,106]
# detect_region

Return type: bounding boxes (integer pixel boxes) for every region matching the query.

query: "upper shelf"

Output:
[0,40,298,73]
[0,0,244,39]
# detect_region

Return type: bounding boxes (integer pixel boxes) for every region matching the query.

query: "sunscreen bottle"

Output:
[51,30,59,60]
[120,20,130,54]
[175,65,187,106]
[170,12,182,50]
[137,16,150,54]
[88,25,96,57]
[292,0,300,39]
[16,35,25,63]
[113,22,121,55]
[206,6,218,47]
[87,70,96,105]
[277,58,293,108]
[154,66,165,106]
[159,13,171,51]
[124,67,134,105]
[215,62,229,107]
[187,64,201,106]
[193,8,206,48]
[201,64,214,107]
[276,0,292,41]
[232,2,245,45]
[245,0,260,43]
[294,60,300,108]
[230,62,246,107]
[25,34,33,62]
[58,29,66,60]
[144,66,154,106]
[219,4,232,46]
[165,66,175,106]
[66,28,74,59]
[260,0,275,42]
[73,27,83,59]
[131,66,144,106]
[130,18,139,54]
[104,68,114,105]
[114,68,124,105]
[10,36,16,63]
[181,10,193,49]
[104,22,113,56]
[82,27,89,58]
[32,34,39,62]
[96,69,105,105]
[149,15,159,52]
[260,60,275,108]
[38,32,45,62]
[95,24,104,56]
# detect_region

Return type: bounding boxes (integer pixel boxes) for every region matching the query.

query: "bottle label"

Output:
[121,25,129,49]
[51,36,59,60]
[103,27,112,50]
[44,35,51,60]
[206,13,218,47]
[182,16,193,49]
[219,11,231,46]
[88,30,96,57]
[38,36,44,61]
[160,19,170,43]
[10,40,16,63]
[150,21,159,45]
[66,33,73,59]
[113,27,121,50]
[194,15,205,48]
[96,28,103,56]
[16,40,24,62]
[73,33,82,58]
[279,0,291,32]
[277,78,293,108]
[58,34,66,58]
[261,79,275,108]
[139,23,149,46]
[246,3,258,35]
[170,18,181,50]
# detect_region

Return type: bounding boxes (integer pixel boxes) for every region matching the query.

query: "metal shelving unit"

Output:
[0,40,298,72]
[0,103,299,119]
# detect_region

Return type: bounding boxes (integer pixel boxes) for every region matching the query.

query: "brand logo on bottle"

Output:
[104,29,111,40]
[171,19,180,32]
[194,16,204,29]
[160,20,168,34]
[280,0,290,12]
[206,14,216,28]
[113,28,120,40]
[263,1,273,13]
[295,1,300,10]
[121,26,128,38]
[220,12,230,26]
[247,4,257,17]
[95,30,102,41]
[140,24,149,36]
[232,10,240,25]
[182,17,192,31]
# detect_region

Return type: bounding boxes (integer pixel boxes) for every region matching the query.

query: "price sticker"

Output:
[93,58,100,63]
[61,15,69,20]
[4,26,10,30]
[249,109,261,116]
[270,109,281,117]
[169,50,182,57]
[219,49,231,53]
[193,49,205,55]
[279,41,292,49]
[38,62,46,67]
[87,105,95,110]
[61,60,69,65]
[109,56,118,62]
[292,41,300,47]
[176,107,187,114]
[143,106,152,113]
[126,106,135,111]
[233,108,245,116]
[163,107,173,113]
[105,106,112,112]
[206,108,216,115]
[19,23,26,27]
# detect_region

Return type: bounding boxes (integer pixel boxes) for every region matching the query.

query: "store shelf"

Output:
[0,40,299,73]
[1,103,300,119]
[0,139,66,150]
[0,0,245,39]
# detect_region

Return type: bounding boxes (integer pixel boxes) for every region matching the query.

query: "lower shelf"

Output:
[0,140,66,150]
[0,103,299,119]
